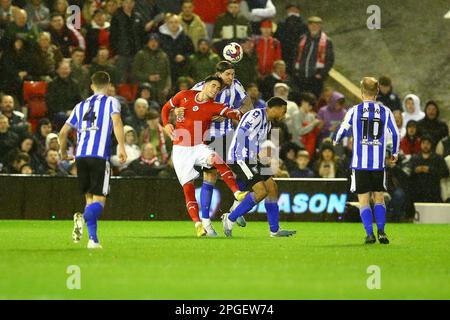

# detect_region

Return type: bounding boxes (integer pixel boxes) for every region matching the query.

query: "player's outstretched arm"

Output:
[58,123,74,161]
[112,113,127,164]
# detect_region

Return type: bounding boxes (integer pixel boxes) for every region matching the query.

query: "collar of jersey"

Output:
[194,92,208,104]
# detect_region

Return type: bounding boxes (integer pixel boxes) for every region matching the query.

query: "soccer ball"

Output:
[223,42,243,63]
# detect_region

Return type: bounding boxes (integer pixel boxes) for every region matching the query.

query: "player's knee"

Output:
[253,184,268,202]
[266,179,278,198]
[203,170,217,183]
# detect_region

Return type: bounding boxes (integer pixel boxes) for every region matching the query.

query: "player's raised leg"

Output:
[209,153,247,201]
[373,192,389,244]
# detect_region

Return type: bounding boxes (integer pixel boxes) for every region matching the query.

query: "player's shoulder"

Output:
[232,79,245,89]
[191,81,204,91]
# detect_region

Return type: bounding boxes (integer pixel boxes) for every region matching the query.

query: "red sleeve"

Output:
[161,91,185,126]
[215,105,242,121]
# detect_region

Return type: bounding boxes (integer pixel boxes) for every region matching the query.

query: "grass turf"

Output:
[0,220,449,299]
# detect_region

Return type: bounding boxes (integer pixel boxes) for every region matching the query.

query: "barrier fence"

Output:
[0,175,358,221]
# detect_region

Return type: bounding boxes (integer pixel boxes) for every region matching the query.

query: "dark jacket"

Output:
[409,153,449,202]
[124,113,147,136]
[110,8,145,57]
[84,22,111,63]
[158,24,195,82]
[126,157,166,177]
[377,89,402,112]
[186,51,220,83]
[275,14,307,75]
[46,76,82,115]
[294,31,334,79]
[417,104,449,146]
[0,43,33,92]
[0,130,19,166]
[46,26,79,57]
[235,50,258,89]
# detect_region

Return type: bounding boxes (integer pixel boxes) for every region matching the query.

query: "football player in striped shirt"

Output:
[222,97,297,237]
[334,77,400,244]
[162,75,247,237]
[59,71,127,249]
[188,61,253,229]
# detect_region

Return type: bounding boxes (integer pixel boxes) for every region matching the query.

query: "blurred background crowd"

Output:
[0,0,449,215]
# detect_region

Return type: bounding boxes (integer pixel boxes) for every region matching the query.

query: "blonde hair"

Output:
[360,77,379,97]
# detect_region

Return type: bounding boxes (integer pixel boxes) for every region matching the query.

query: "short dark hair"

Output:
[216,61,234,73]
[378,75,392,87]
[50,12,64,20]
[91,71,110,88]
[72,47,85,54]
[14,152,30,163]
[299,92,317,106]
[246,83,258,90]
[204,75,224,88]
[421,134,434,145]
[406,120,417,128]
[267,96,287,108]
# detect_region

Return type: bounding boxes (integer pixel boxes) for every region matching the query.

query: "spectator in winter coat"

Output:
[376,75,402,112]
[417,100,449,147]
[0,114,19,169]
[317,91,346,142]
[409,135,449,202]
[254,19,281,77]
[84,9,111,64]
[400,120,421,156]
[212,0,251,52]
[401,93,425,131]
[110,0,145,82]
[158,13,195,84]
[185,38,220,83]
[132,33,172,104]
[179,0,207,50]
[234,36,258,89]
[275,3,307,76]
[293,16,334,98]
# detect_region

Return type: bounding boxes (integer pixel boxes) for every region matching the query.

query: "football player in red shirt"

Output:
[161,75,247,237]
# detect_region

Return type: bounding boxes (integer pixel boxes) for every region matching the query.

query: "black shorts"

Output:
[230,161,273,190]
[350,169,386,194]
[76,157,111,196]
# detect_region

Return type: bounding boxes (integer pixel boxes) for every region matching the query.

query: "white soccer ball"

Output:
[222,42,243,63]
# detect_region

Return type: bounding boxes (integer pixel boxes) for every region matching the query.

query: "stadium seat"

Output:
[23,81,49,132]
[117,83,138,102]
[23,81,48,103]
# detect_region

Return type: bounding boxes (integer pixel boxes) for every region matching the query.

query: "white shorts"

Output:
[172,144,215,185]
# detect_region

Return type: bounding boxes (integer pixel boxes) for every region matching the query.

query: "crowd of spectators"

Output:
[0,0,449,210]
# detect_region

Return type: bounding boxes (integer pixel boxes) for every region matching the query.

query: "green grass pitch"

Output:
[0,220,449,299]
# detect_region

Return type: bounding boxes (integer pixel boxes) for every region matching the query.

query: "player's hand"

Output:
[118,146,127,165]
[332,141,337,147]
[164,124,175,139]
[390,155,398,165]
[174,107,185,118]
[61,153,74,161]
[212,115,225,122]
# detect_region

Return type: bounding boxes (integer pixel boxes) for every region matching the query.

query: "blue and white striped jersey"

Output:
[334,101,399,171]
[227,108,271,164]
[192,78,247,137]
[66,94,121,160]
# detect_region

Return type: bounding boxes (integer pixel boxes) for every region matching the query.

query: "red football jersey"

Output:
[162,90,241,146]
